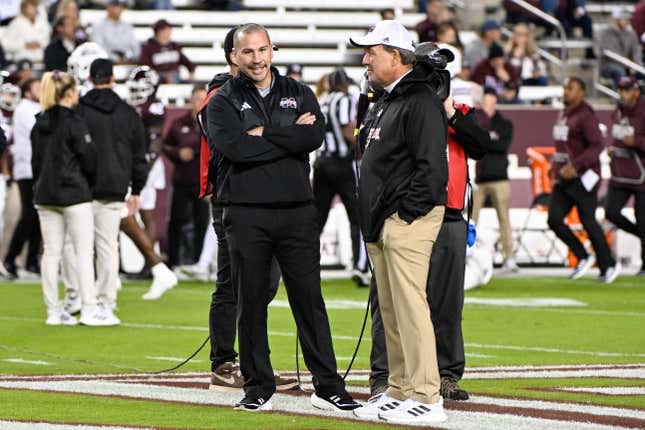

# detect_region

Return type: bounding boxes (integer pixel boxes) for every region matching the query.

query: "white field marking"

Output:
[0,422,153,430]
[144,356,203,363]
[271,299,368,310]
[558,386,645,395]
[465,298,586,307]
[463,368,645,380]
[0,380,640,430]
[467,353,496,358]
[466,343,645,358]
[511,308,645,318]
[2,358,52,366]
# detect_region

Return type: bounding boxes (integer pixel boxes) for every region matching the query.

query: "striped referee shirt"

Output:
[319,91,357,159]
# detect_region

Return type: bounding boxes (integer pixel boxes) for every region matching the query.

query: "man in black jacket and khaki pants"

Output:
[350,20,449,426]
[77,59,148,324]
[206,23,359,413]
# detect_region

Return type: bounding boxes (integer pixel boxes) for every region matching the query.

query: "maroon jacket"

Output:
[415,18,439,43]
[471,59,521,95]
[140,38,195,82]
[552,100,604,181]
[163,110,201,187]
[632,2,645,49]
[608,97,645,191]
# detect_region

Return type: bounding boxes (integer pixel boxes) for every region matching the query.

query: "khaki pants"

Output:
[472,180,514,259]
[94,200,126,308]
[366,206,444,404]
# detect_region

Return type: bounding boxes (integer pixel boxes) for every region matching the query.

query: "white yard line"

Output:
[559,386,645,395]
[2,358,53,366]
[0,380,640,430]
[0,422,153,430]
[145,356,203,363]
[465,343,645,358]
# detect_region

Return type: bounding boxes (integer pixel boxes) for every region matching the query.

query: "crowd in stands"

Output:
[0,0,643,284]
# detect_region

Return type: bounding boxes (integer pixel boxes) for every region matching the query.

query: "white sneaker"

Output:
[178,264,209,282]
[353,393,402,420]
[46,309,78,326]
[351,269,371,287]
[98,302,121,325]
[570,254,596,280]
[502,258,519,272]
[63,294,82,315]
[378,397,448,425]
[143,263,178,300]
[598,262,622,284]
[80,305,118,326]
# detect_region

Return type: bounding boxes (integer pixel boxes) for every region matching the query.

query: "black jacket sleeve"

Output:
[130,111,148,195]
[398,91,448,222]
[30,125,42,181]
[207,93,289,163]
[0,126,6,155]
[262,86,325,154]
[486,113,513,154]
[450,108,488,160]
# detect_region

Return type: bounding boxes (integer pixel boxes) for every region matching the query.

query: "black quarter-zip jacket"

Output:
[358,66,449,243]
[206,67,325,206]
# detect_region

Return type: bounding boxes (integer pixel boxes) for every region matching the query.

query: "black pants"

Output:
[605,184,645,270]
[547,179,615,274]
[223,204,344,398]
[6,179,41,269]
[313,156,367,271]
[167,184,210,268]
[369,219,467,393]
[209,206,280,371]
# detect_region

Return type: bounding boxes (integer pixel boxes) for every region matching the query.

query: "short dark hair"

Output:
[20,77,39,97]
[192,84,206,96]
[567,76,586,92]
[380,8,394,19]
[234,23,271,50]
[382,45,416,66]
[483,86,498,98]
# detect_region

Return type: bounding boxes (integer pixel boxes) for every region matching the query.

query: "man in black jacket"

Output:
[44,16,76,71]
[206,23,359,412]
[362,45,489,410]
[198,26,292,393]
[472,87,517,271]
[349,20,449,425]
[76,58,148,323]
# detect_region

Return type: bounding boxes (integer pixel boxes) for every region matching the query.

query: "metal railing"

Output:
[506,0,568,83]
[594,49,645,100]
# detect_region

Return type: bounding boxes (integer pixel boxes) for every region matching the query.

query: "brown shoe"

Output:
[274,372,299,391]
[209,362,244,392]
[440,376,469,400]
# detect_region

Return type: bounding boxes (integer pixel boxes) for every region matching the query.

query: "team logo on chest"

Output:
[279,97,298,109]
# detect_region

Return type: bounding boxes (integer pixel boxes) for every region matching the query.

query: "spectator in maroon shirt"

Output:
[415,0,454,43]
[140,19,195,84]
[632,1,645,51]
[163,85,209,268]
[471,43,521,104]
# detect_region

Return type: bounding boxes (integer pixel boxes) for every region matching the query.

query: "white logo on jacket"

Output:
[279,97,297,109]
[240,102,252,112]
[365,127,381,148]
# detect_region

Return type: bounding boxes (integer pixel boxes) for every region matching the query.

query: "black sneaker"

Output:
[234,395,273,411]
[440,376,469,401]
[311,391,361,412]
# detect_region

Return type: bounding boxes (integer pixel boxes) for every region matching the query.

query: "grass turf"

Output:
[0,275,643,428]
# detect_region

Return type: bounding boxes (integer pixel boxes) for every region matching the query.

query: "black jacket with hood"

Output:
[206,67,324,206]
[474,109,513,183]
[31,105,96,206]
[77,88,148,201]
[358,65,448,242]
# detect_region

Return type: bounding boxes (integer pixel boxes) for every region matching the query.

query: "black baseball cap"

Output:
[90,58,113,80]
[286,64,303,76]
[223,26,240,65]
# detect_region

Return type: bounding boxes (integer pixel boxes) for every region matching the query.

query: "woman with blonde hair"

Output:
[31,70,103,326]
[506,23,548,86]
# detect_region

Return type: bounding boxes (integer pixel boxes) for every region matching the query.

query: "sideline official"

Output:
[350,21,449,425]
[206,23,359,412]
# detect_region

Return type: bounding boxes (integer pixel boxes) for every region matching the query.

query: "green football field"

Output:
[0,275,643,429]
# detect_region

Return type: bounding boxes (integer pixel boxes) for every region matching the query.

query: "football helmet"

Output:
[67,42,109,84]
[126,66,160,106]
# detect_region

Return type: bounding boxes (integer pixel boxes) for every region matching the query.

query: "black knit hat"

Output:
[488,42,504,60]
